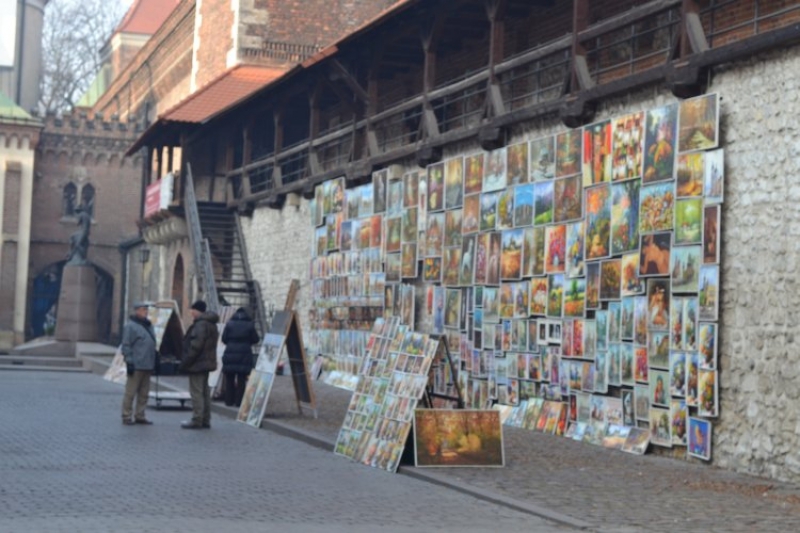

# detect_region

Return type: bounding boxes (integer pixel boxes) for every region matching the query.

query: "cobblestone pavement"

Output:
[0,371,568,533]
[158,372,800,533]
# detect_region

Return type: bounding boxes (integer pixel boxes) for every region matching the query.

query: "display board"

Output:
[413,409,504,467]
[271,310,317,416]
[313,93,723,462]
[334,317,448,472]
[237,333,283,427]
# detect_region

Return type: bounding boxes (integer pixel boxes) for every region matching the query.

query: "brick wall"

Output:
[194,0,235,90]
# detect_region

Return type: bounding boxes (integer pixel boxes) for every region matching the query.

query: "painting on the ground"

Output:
[413,409,504,467]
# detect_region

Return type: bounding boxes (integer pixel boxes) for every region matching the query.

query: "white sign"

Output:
[0,0,17,68]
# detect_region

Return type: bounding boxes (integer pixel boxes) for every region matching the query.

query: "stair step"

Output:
[0,365,90,373]
[0,355,85,368]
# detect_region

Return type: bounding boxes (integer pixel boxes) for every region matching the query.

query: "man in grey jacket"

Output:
[121,302,157,425]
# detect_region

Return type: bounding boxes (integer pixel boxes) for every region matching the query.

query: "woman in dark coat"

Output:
[221,308,260,407]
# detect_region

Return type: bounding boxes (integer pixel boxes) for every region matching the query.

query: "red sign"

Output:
[144,181,161,218]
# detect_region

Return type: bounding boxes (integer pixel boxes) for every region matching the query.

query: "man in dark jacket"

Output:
[180,300,219,429]
[121,302,157,425]
[221,307,259,407]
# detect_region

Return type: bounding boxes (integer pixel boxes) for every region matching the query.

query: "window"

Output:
[63,183,77,217]
[81,184,95,217]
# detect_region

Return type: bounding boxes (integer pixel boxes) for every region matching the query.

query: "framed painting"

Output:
[534,181,555,225]
[424,212,444,257]
[686,351,699,407]
[596,310,609,351]
[600,259,622,301]
[670,296,685,351]
[603,424,630,450]
[704,148,724,204]
[514,282,529,318]
[497,187,515,230]
[568,361,583,392]
[703,205,720,264]
[612,112,645,181]
[622,427,651,455]
[545,224,567,274]
[556,129,582,178]
[647,278,670,330]
[620,296,635,340]
[444,156,464,210]
[649,406,672,448]
[688,417,712,461]
[404,171,420,209]
[634,383,650,422]
[401,285,416,329]
[464,153,484,196]
[698,265,720,321]
[676,152,704,198]
[643,103,678,184]
[669,351,687,397]
[608,301,621,342]
[639,181,675,233]
[530,135,556,181]
[674,198,703,245]
[621,252,644,296]
[585,183,611,260]
[484,147,507,192]
[671,245,702,293]
[563,277,586,318]
[678,93,719,153]
[583,120,613,186]
[401,243,418,279]
[387,177,403,217]
[426,164,444,212]
[639,232,671,277]
[401,207,418,244]
[514,183,534,228]
[507,141,529,185]
[699,322,717,370]
[330,177,346,214]
[386,253,402,282]
[608,343,621,386]
[648,330,670,369]
[582,263,598,312]
[527,278,547,317]
[483,287,500,323]
[413,409,504,467]
[634,295,648,345]
[459,235,476,286]
[480,191,499,233]
[671,399,688,446]
[649,369,669,408]
[500,229,524,280]
[444,209,463,248]
[554,174,583,223]
[472,233,489,284]
[444,288,462,329]
[566,221,585,278]
[423,257,442,283]
[683,297,699,351]
[698,368,718,417]
[594,350,608,394]
[462,194,481,235]
[611,178,641,255]
[442,247,461,286]
[635,345,649,384]
[547,274,564,318]
[500,285,515,320]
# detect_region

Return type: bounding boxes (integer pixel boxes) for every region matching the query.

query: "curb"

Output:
[85,358,591,530]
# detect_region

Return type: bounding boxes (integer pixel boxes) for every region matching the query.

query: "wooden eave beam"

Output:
[329,59,370,104]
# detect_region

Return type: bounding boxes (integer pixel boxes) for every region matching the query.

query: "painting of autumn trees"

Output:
[414,410,504,467]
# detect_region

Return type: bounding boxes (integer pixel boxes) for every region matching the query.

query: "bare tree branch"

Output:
[40,0,126,113]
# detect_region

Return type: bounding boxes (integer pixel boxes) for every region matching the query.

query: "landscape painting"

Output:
[413,409,504,467]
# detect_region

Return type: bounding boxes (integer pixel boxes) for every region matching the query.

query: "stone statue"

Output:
[66,205,92,266]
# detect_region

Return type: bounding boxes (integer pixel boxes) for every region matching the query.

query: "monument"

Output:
[54,205,98,342]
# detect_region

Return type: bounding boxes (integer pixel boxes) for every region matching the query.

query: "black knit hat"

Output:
[191,300,207,313]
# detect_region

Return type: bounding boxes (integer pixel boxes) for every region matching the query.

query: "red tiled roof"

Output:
[116,0,181,36]
[162,65,287,124]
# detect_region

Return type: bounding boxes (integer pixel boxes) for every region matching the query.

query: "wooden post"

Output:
[420,17,443,139]
[571,0,594,92]
[308,87,322,175]
[681,0,709,56]
[272,109,284,186]
[241,122,253,197]
[485,0,507,118]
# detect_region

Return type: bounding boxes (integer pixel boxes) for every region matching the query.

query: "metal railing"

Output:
[184,163,220,312]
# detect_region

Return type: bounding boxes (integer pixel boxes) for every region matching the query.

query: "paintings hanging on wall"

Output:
[309,93,724,466]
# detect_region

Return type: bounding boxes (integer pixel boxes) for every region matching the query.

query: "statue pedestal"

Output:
[54,265,98,342]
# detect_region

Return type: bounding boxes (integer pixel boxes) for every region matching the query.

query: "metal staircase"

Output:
[184,165,267,334]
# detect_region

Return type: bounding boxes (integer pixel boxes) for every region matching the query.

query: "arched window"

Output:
[81,184,95,217]
[63,183,77,217]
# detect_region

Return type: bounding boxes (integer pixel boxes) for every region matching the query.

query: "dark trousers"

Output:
[188,372,211,426]
[223,372,249,407]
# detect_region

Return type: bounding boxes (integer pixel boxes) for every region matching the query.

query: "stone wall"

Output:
[242,44,800,483]
[240,198,314,335]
